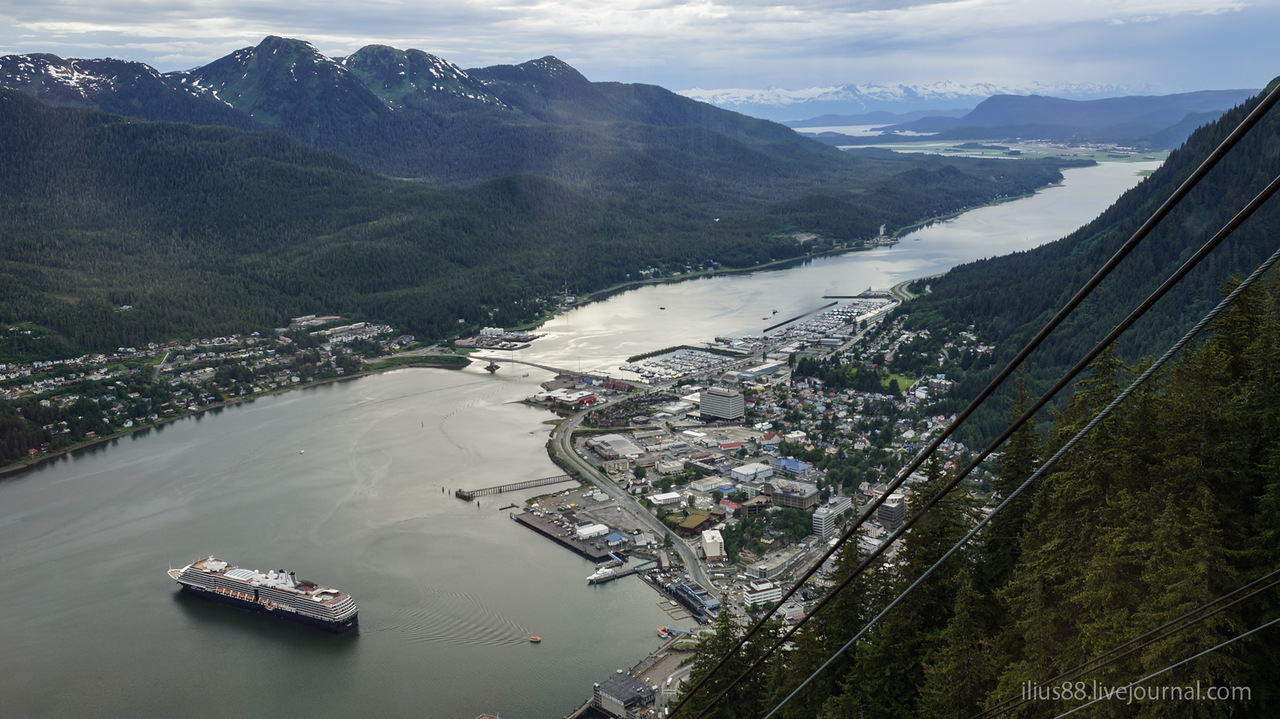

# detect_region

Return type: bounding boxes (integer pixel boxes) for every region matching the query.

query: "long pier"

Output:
[454,474,576,501]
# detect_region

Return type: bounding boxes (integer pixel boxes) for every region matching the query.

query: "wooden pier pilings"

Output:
[454,474,575,502]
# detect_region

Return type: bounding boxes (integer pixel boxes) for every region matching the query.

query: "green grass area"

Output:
[884,372,914,395]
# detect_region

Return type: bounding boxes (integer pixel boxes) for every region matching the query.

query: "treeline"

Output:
[0,89,1074,361]
[682,274,1280,717]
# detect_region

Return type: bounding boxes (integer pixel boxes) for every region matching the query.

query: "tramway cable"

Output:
[974,567,1280,719]
[1050,613,1280,719]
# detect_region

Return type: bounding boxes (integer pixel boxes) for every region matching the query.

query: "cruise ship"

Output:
[169,556,359,632]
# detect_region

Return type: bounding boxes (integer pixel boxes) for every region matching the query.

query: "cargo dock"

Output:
[511,510,618,563]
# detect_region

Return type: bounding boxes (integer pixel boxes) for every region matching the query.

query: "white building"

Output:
[812,494,853,539]
[731,462,774,483]
[742,579,783,607]
[650,491,684,506]
[702,529,726,561]
[576,523,610,540]
[586,434,645,459]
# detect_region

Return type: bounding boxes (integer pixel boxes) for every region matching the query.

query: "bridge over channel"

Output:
[454,474,577,502]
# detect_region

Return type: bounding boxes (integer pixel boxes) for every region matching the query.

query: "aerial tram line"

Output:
[975,566,1280,719]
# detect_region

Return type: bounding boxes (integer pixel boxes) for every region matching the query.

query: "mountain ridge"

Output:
[0,36,852,188]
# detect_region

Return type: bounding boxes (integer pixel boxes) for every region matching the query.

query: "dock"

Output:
[455,474,576,501]
[763,301,838,333]
[512,511,619,562]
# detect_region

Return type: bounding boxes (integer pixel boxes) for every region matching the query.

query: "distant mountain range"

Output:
[797,89,1259,150]
[677,81,1156,122]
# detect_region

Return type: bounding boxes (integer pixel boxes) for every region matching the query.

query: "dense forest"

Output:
[0,87,1073,360]
[893,81,1280,446]
[681,269,1280,718]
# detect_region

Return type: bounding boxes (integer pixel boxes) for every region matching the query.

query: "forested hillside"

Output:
[898,82,1280,444]
[0,88,1072,358]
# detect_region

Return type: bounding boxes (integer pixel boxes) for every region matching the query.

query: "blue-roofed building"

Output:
[772,457,815,478]
[673,581,721,618]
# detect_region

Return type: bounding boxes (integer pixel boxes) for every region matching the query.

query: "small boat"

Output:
[659,307,666,310]
[529,636,542,643]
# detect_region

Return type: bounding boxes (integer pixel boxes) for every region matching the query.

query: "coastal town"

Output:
[472,296,996,718]
[2,291,998,719]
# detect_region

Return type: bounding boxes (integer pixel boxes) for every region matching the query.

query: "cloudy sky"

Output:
[0,0,1275,94]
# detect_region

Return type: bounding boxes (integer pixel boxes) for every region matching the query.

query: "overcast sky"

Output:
[1,0,1276,93]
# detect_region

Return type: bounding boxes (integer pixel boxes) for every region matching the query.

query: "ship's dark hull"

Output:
[180,584,358,633]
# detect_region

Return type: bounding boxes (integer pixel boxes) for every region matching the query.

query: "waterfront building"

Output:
[593,672,657,719]
[576,523,610,540]
[672,581,721,616]
[700,386,745,421]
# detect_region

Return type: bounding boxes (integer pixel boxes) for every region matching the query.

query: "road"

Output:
[549,406,718,597]
[889,274,940,302]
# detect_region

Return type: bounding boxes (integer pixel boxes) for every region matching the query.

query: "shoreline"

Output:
[0,173,1071,480]
[0,356,471,480]
[539,181,1058,318]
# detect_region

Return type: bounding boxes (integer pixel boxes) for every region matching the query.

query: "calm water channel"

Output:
[519,160,1159,375]
[0,159,1156,719]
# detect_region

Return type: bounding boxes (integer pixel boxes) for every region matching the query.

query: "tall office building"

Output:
[701,386,745,421]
